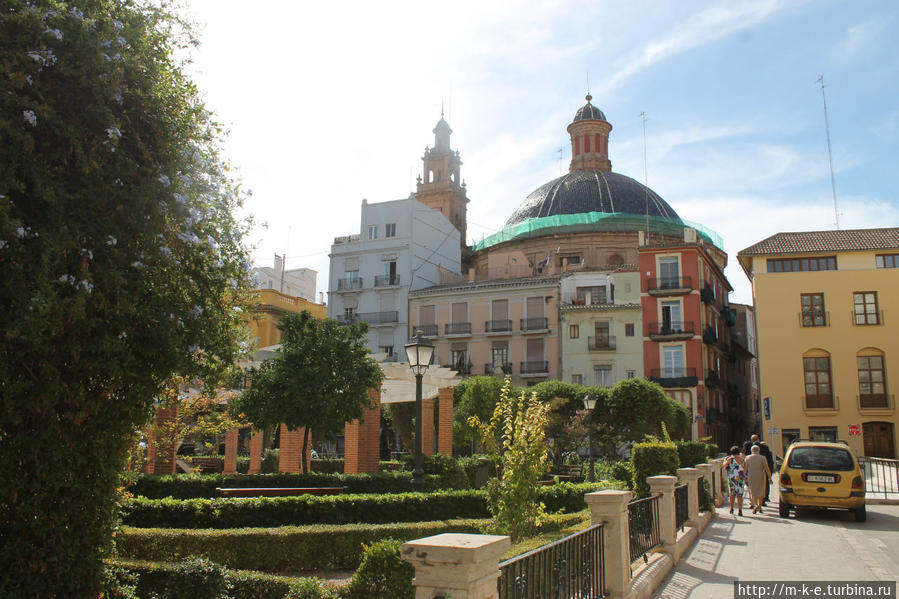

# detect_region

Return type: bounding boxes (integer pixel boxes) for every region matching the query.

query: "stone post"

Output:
[695,463,712,512]
[223,428,239,475]
[710,458,725,504]
[677,467,701,525]
[248,430,263,474]
[647,475,677,551]
[585,489,633,599]
[402,533,510,599]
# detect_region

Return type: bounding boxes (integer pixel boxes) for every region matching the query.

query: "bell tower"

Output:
[567,94,612,173]
[415,111,469,246]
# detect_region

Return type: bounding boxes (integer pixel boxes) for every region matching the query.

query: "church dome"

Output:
[572,94,607,123]
[505,170,679,227]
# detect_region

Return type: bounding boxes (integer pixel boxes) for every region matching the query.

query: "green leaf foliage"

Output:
[676,440,714,470]
[1,2,254,595]
[631,441,680,498]
[342,539,414,599]
[452,375,507,447]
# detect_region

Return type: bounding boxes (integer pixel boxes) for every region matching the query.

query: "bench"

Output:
[553,463,584,481]
[191,457,223,473]
[215,487,347,498]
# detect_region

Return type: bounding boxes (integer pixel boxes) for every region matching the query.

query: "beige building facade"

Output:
[738,228,899,459]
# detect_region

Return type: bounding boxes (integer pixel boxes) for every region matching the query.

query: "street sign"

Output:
[763,397,771,420]
[767,427,780,436]
[848,424,861,436]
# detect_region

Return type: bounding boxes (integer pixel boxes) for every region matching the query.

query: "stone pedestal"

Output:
[677,467,701,525]
[647,475,677,551]
[402,533,510,599]
[248,430,264,474]
[586,490,633,599]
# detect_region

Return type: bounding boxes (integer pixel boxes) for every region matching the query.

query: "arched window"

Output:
[857,348,887,409]
[802,349,834,409]
[608,253,624,266]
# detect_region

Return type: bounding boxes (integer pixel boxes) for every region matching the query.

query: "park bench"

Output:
[215,487,347,498]
[191,457,223,473]
[552,463,584,482]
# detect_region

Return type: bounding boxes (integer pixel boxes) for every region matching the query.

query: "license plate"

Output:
[807,474,835,483]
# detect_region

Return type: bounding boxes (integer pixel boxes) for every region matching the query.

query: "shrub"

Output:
[699,477,714,512]
[675,441,710,470]
[284,578,340,599]
[342,539,414,599]
[311,458,345,474]
[631,442,680,498]
[261,449,280,474]
[163,557,232,599]
[608,460,633,486]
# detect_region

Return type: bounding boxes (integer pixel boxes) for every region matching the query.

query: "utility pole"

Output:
[817,75,840,230]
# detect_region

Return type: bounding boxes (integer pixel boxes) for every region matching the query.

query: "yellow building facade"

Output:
[248,288,328,348]
[738,229,899,459]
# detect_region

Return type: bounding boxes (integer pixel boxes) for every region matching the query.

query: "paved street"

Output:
[652,484,899,598]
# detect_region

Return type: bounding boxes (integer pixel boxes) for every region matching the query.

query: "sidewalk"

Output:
[651,492,899,598]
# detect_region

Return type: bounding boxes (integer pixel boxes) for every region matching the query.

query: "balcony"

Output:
[798,310,829,327]
[702,326,717,345]
[520,317,549,332]
[336,277,363,292]
[588,336,617,351]
[357,311,399,325]
[444,322,472,336]
[705,369,720,389]
[859,394,894,411]
[373,274,401,288]
[415,324,438,337]
[485,362,513,375]
[520,361,549,376]
[647,321,695,341]
[648,367,698,388]
[646,276,692,296]
[485,319,513,334]
[803,394,838,412]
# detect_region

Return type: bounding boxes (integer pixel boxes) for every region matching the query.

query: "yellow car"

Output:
[778,440,866,522]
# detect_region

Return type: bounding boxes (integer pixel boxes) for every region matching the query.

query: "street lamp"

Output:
[405,330,434,489]
[583,394,597,482]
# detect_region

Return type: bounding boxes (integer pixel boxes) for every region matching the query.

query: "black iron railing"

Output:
[646,321,695,336]
[520,317,549,331]
[696,476,705,514]
[675,484,689,531]
[357,311,398,324]
[646,276,693,292]
[498,523,604,599]
[858,457,899,499]
[445,322,472,335]
[588,336,616,351]
[628,495,660,564]
[648,367,698,379]
[520,361,549,374]
[373,274,401,287]
[416,324,438,337]
[486,319,513,333]
[336,277,363,291]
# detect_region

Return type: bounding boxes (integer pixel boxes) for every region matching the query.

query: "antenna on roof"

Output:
[817,75,840,230]
[640,111,650,240]
[586,71,590,96]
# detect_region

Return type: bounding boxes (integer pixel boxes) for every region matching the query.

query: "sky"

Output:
[183,0,899,305]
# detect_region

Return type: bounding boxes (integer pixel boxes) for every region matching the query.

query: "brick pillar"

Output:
[248,430,264,474]
[223,428,239,474]
[421,398,435,456]
[402,533,510,599]
[345,389,381,474]
[585,490,633,599]
[437,387,454,456]
[278,424,311,473]
[145,404,179,475]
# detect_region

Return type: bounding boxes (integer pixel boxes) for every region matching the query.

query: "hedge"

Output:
[631,441,680,498]
[130,471,469,500]
[121,482,619,529]
[675,441,710,471]
[112,559,335,599]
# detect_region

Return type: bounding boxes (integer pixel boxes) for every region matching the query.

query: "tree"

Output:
[237,311,383,472]
[451,375,506,450]
[0,2,255,595]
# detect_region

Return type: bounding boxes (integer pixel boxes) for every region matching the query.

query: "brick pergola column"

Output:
[344,388,381,474]
[278,424,311,473]
[437,387,454,456]
[223,428,239,474]
[248,429,264,474]
[421,398,436,456]
[144,404,179,475]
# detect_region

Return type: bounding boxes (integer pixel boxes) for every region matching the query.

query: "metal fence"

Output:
[696,476,705,514]
[627,495,660,564]
[858,457,899,499]
[498,523,605,599]
[675,484,689,531]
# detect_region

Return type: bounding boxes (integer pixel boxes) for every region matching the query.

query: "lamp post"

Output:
[405,330,434,490]
[583,394,597,482]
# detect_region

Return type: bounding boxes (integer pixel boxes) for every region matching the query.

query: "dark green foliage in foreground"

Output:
[631,441,680,498]
[342,539,415,599]
[1,2,254,596]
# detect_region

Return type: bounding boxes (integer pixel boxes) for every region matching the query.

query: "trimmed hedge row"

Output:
[122,482,619,529]
[112,559,335,599]
[131,471,468,499]
[631,441,680,498]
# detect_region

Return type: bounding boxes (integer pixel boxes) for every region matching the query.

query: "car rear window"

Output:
[787,447,854,471]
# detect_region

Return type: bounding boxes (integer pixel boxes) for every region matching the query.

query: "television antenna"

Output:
[817,75,840,230]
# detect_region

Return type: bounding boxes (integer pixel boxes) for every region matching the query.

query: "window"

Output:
[800,293,826,327]
[627,370,636,379]
[385,223,396,238]
[594,364,613,387]
[858,354,887,408]
[661,300,683,332]
[345,269,359,280]
[491,341,509,372]
[808,426,838,442]
[876,254,899,268]
[853,292,880,325]
[782,429,801,455]
[572,374,583,386]
[368,225,378,240]
[767,256,836,272]
[569,324,579,339]
[803,355,834,409]
[576,286,607,305]
[659,257,680,288]
[344,307,356,320]
[662,345,685,377]
[451,343,468,373]
[625,323,635,337]
[379,345,394,359]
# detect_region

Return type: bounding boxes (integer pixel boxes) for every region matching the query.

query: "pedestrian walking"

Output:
[723,446,745,516]
[758,440,774,505]
[744,445,771,514]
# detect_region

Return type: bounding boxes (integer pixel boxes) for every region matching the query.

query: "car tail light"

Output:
[852,476,863,489]
[780,472,791,485]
